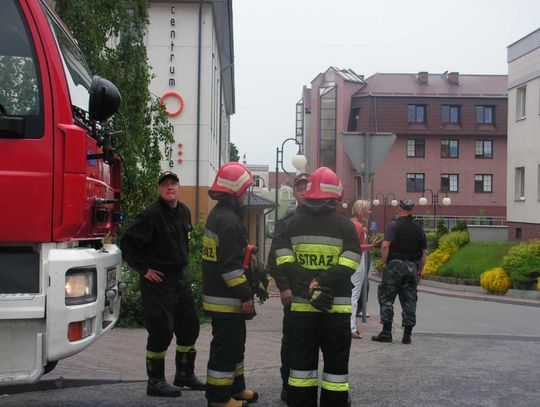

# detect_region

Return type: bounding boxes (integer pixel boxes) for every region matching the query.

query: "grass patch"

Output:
[437,241,517,279]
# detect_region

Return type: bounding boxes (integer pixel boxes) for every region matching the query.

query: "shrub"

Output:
[502,239,540,282]
[451,220,468,232]
[117,263,144,327]
[436,219,449,239]
[480,267,512,294]
[438,230,469,250]
[186,220,206,320]
[537,277,540,291]
[426,232,438,252]
[374,258,384,272]
[423,247,456,275]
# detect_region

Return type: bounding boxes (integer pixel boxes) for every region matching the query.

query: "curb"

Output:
[369,273,540,308]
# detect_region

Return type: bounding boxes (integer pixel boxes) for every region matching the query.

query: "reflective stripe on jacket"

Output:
[202,200,253,319]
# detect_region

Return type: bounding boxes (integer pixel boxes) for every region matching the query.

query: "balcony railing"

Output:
[414,215,507,232]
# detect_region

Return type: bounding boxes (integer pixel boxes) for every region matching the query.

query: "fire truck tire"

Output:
[44,361,58,375]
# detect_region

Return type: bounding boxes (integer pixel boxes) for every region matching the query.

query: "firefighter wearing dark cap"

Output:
[372,199,428,345]
[121,171,205,398]
[268,172,309,404]
[203,162,258,407]
[273,167,361,407]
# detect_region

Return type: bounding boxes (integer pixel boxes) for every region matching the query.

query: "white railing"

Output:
[414,215,507,232]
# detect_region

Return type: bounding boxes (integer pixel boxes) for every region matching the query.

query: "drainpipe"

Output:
[218,63,233,166]
[195,0,203,218]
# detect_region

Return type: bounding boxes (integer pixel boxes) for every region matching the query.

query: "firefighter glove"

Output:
[309,287,334,313]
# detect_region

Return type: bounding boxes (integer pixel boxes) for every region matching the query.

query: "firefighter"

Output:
[372,199,428,344]
[268,172,309,405]
[273,167,361,407]
[203,162,258,407]
[120,171,205,398]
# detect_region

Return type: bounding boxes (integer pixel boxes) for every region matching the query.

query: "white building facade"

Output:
[146,0,234,219]
[507,28,540,240]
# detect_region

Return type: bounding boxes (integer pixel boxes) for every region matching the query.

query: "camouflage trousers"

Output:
[377,260,418,327]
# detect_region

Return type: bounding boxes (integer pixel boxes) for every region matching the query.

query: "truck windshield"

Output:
[42,3,93,123]
[0,0,43,138]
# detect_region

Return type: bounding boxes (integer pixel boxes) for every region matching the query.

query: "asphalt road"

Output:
[2,282,540,406]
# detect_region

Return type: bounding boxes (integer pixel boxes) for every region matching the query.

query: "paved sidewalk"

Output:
[2,279,539,406]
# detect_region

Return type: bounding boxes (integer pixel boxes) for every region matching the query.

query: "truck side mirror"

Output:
[89,76,122,122]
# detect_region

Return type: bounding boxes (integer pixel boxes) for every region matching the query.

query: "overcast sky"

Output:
[229,0,540,171]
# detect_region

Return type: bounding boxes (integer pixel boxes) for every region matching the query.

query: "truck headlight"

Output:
[65,267,97,305]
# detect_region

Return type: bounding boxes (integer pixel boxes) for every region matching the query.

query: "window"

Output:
[474,174,493,193]
[441,174,459,192]
[406,139,425,157]
[515,167,525,201]
[406,173,424,192]
[280,188,293,200]
[348,107,360,131]
[319,86,336,170]
[476,106,494,124]
[408,105,426,123]
[0,0,43,138]
[442,105,460,124]
[475,140,493,158]
[441,139,459,158]
[516,86,526,119]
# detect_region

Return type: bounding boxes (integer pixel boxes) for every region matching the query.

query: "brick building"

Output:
[298,67,508,231]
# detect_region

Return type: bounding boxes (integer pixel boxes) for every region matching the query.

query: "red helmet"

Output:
[304,167,343,201]
[209,162,254,197]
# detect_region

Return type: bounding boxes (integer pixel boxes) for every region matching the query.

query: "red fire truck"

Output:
[1,0,125,384]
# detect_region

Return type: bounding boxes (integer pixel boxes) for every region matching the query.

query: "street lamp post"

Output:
[372,192,399,229]
[418,189,451,227]
[274,138,306,235]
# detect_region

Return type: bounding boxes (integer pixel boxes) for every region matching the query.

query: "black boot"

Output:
[371,323,393,343]
[146,357,182,397]
[173,349,206,390]
[402,326,413,344]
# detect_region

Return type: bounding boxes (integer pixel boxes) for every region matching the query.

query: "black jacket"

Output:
[273,204,361,302]
[202,200,253,319]
[386,215,427,262]
[120,198,192,276]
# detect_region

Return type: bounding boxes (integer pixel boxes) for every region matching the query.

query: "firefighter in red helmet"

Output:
[273,167,361,407]
[203,162,259,407]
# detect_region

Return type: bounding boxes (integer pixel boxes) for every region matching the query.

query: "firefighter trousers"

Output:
[141,273,200,353]
[377,259,418,327]
[288,311,352,407]
[280,304,293,388]
[206,317,247,403]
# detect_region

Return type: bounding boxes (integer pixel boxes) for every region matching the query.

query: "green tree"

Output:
[55,1,176,326]
[55,0,173,226]
[229,142,240,162]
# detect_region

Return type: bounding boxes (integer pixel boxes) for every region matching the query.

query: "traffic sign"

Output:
[339,132,396,176]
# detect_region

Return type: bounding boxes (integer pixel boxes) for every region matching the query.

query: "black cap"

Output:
[158,171,179,185]
[293,173,309,186]
[399,199,415,211]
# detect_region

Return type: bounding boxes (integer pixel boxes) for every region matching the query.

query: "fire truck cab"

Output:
[0,0,124,384]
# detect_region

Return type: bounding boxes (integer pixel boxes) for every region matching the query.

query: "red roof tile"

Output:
[355,72,508,98]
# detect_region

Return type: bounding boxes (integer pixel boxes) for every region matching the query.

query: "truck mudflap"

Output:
[46,244,122,362]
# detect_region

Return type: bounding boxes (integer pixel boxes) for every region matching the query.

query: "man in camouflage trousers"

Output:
[372,199,427,345]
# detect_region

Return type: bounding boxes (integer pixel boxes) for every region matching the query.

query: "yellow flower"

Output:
[480,267,512,294]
